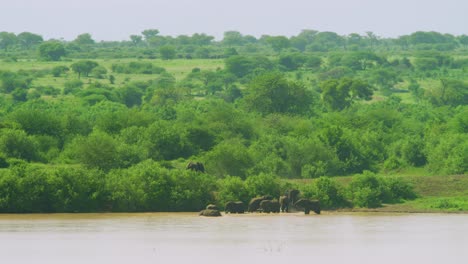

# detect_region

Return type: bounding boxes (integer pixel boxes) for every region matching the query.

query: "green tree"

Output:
[17,32,43,49]
[0,129,37,161]
[159,45,176,60]
[69,130,120,171]
[70,60,99,78]
[242,72,315,115]
[204,139,254,179]
[425,79,468,107]
[222,31,244,46]
[142,29,160,41]
[130,35,143,46]
[320,78,373,111]
[73,33,95,46]
[0,32,17,51]
[264,36,290,52]
[38,41,66,61]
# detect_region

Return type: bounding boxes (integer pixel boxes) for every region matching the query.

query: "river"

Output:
[0,212,467,264]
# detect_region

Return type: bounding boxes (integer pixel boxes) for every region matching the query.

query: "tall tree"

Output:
[142,29,160,41]
[73,33,95,46]
[70,60,99,78]
[38,41,66,61]
[242,72,314,115]
[0,32,17,51]
[320,78,373,111]
[17,32,43,49]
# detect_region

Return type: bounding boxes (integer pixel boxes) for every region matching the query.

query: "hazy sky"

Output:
[2,0,467,41]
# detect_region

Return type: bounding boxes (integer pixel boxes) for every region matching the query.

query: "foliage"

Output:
[347,171,416,208]
[0,29,466,213]
[38,41,66,61]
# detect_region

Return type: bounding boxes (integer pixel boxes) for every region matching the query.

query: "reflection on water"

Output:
[1,212,467,264]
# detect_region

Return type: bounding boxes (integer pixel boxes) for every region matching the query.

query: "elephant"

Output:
[248,195,273,212]
[260,199,280,213]
[294,199,321,215]
[206,204,219,210]
[279,195,289,212]
[225,201,245,214]
[288,189,300,205]
[199,209,222,217]
[186,161,205,173]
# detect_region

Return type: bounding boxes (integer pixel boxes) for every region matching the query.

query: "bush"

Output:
[63,79,84,94]
[217,176,250,207]
[301,177,349,209]
[347,171,416,208]
[245,173,281,198]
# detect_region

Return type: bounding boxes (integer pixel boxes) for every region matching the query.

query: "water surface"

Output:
[1,212,467,264]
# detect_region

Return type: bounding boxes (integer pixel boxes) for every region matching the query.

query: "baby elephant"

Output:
[259,199,280,213]
[225,201,245,214]
[294,199,321,214]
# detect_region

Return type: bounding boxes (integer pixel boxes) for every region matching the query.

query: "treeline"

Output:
[0,160,415,213]
[1,30,468,61]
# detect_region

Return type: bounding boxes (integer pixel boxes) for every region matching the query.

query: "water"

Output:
[1,212,467,264]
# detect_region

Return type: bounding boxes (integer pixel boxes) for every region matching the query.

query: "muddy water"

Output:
[1,212,467,264]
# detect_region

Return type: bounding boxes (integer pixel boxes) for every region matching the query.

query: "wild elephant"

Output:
[225,201,245,214]
[186,161,205,173]
[279,195,289,212]
[206,204,219,210]
[248,195,273,212]
[288,189,300,205]
[294,199,321,215]
[199,209,222,217]
[260,199,280,213]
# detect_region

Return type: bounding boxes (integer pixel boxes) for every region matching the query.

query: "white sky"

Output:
[2,0,467,41]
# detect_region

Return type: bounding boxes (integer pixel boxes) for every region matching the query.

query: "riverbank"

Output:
[334,173,468,213]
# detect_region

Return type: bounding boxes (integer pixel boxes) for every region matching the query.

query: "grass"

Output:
[0,58,225,89]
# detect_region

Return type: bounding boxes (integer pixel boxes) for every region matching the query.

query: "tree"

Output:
[0,32,17,51]
[0,129,37,161]
[130,35,143,46]
[73,33,95,46]
[425,79,468,107]
[142,29,160,41]
[70,60,99,78]
[264,36,290,52]
[17,32,43,49]
[320,78,373,111]
[458,35,468,48]
[38,41,66,61]
[242,72,315,115]
[71,130,120,171]
[222,31,244,46]
[159,45,176,60]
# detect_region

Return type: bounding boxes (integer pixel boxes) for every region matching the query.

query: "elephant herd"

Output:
[199,189,321,217]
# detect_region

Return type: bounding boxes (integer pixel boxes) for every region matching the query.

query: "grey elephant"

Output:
[186,161,205,173]
[279,195,289,212]
[288,189,300,205]
[225,201,245,214]
[260,199,280,213]
[248,195,273,212]
[199,209,222,217]
[206,204,219,210]
[294,199,321,214]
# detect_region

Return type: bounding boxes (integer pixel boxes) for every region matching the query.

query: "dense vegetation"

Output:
[0,29,466,213]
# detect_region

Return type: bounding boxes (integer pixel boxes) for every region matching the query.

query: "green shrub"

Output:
[301,177,349,209]
[347,171,416,208]
[217,176,250,207]
[245,173,281,198]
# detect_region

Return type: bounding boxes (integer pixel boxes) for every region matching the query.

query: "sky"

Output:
[2,0,467,41]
